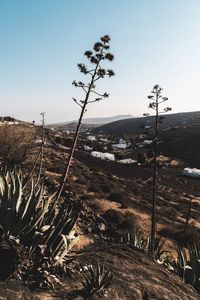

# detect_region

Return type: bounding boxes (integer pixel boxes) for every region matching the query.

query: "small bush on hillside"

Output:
[159,224,200,246]
[100,184,111,193]
[107,192,124,203]
[102,209,136,230]
[55,136,73,147]
[0,125,36,169]
[87,185,101,193]
[164,207,178,219]
[102,209,124,225]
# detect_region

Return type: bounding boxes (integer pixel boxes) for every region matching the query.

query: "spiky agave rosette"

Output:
[0,170,80,286]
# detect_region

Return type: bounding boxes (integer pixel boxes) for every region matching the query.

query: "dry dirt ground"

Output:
[1,127,200,299]
[0,245,199,300]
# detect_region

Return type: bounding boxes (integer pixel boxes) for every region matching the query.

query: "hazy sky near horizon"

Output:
[0,0,200,123]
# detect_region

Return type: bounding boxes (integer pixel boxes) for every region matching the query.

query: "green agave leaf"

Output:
[184,265,192,270]
[13,173,23,213]
[61,234,68,247]
[21,179,34,219]
[39,225,51,233]
[25,190,55,235]
[0,174,9,207]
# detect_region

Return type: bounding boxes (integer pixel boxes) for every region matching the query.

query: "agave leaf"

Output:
[89,266,96,286]
[10,173,16,200]
[184,265,192,270]
[183,265,195,285]
[0,174,14,232]
[103,272,113,289]
[61,234,68,247]
[17,187,45,236]
[177,245,187,268]
[13,174,23,213]
[46,207,77,254]
[56,236,79,265]
[68,236,79,252]
[52,223,78,258]
[0,174,9,210]
[67,229,76,240]
[51,236,64,258]
[21,179,34,219]
[97,264,103,288]
[35,185,45,210]
[39,225,51,233]
[82,272,91,289]
[26,191,55,233]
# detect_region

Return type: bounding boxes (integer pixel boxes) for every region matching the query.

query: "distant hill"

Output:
[0,116,28,126]
[93,111,200,136]
[47,114,133,131]
[81,115,133,124]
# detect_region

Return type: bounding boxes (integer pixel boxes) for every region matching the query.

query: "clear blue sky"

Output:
[0,0,200,123]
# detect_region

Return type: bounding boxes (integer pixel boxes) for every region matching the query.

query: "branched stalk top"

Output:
[144,84,172,118]
[72,34,114,110]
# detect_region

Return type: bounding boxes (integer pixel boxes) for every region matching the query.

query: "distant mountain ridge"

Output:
[81,114,133,124]
[47,114,133,130]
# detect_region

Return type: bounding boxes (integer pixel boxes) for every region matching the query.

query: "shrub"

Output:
[102,209,124,225]
[100,184,111,193]
[107,192,124,203]
[102,209,136,230]
[0,125,35,169]
[159,224,200,246]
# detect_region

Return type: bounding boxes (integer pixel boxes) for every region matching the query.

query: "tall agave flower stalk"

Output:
[24,112,46,187]
[36,112,46,185]
[144,85,171,254]
[56,35,114,203]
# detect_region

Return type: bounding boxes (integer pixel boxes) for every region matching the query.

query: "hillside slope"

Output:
[48,115,133,131]
[0,244,199,299]
[94,111,200,135]
[1,123,200,299]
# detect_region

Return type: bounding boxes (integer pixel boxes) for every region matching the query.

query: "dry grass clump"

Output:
[102,209,137,230]
[159,224,200,246]
[0,125,36,169]
[86,198,120,215]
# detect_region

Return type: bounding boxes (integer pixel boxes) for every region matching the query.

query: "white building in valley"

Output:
[112,138,127,150]
[182,168,200,179]
[91,151,115,161]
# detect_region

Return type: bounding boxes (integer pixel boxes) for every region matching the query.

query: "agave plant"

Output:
[172,242,200,292]
[127,229,167,261]
[81,262,113,297]
[127,230,145,250]
[0,170,79,269]
[145,234,167,261]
